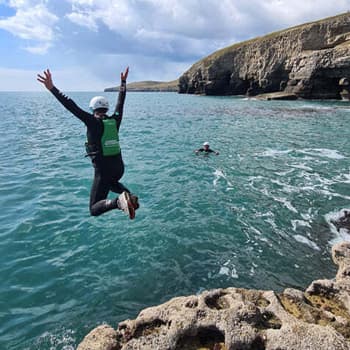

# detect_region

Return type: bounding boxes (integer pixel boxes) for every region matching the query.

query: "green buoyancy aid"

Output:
[101,118,121,156]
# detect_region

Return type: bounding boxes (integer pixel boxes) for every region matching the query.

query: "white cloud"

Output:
[0,0,58,53]
[65,0,233,39]
[227,0,350,34]
[64,0,137,40]
[1,0,349,58]
[62,0,350,58]
[24,41,52,54]
[65,11,98,31]
[0,0,349,90]
[63,0,350,38]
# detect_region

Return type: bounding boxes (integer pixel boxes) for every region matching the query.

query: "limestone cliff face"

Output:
[179,13,350,99]
[78,241,350,350]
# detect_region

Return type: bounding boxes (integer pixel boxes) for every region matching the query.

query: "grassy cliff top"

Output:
[105,80,178,92]
[200,12,350,66]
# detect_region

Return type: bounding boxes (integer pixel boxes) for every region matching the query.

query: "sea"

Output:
[1,91,350,349]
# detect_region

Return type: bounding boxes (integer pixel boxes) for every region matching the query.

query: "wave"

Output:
[299,148,346,160]
[213,168,233,188]
[291,220,311,231]
[257,148,346,160]
[293,234,320,251]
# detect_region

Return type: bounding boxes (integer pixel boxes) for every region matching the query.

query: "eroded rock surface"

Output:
[78,241,350,350]
[178,13,350,99]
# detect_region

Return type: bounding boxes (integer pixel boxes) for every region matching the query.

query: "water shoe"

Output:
[117,191,136,220]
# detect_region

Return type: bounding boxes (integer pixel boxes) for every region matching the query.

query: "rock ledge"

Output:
[78,242,350,350]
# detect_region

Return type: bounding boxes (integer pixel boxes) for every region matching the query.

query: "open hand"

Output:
[121,67,129,81]
[37,69,54,90]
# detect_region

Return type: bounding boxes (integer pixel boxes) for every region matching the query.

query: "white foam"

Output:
[325,209,350,245]
[300,148,346,160]
[37,329,75,350]
[290,163,313,171]
[259,149,292,157]
[333,173,350,184]
[265,217,277,229]
[257,236,270,244]
[271,174,350,200]
[213,169,233,187]
[301,172,333,186]
[301,211,313,221]
[250,226,262,236]
[270,179,298,194]
[257,148,346,160]
[333,228,350,244]
[243,97,257,101]
[255,211,274,218]
[219,261,239,279]
[274,196,298,213]
[219,266,230,276]
[275,169,295,176]
[315,188,350,201]
[293,234,320,251]
[291,220,311,231]
[231,267,239,279]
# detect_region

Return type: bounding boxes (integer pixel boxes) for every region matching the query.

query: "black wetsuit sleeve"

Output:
[113,80,127,130]
[49,86,92,125]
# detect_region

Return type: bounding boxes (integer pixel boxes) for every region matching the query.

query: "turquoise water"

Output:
[1,91,350,349]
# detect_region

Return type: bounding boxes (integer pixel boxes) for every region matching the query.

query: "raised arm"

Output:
[114,67,129,129]
[37,69,91,124]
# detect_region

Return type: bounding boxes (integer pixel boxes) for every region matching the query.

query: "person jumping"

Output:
[37,67,139,219]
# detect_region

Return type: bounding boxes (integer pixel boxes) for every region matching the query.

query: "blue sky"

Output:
[0,0,349,91]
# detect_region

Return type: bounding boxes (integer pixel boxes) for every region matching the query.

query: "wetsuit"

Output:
[197,148,215,153]
[49,81,129,216]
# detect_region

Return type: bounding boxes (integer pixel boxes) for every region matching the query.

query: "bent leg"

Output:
[110,181,130,194]
[90,170,118,216]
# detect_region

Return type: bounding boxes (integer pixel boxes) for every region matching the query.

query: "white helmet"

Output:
[89,96,109,111]
[203,142,210,146]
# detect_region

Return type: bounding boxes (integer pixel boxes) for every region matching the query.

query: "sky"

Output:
[0,0,349,91]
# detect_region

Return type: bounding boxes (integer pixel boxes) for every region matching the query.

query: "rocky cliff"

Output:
[77,239,350,350]
[179,13,350,99]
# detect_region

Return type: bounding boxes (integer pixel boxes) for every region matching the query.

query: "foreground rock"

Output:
[78,241,350,350]
[179,13,350,99]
